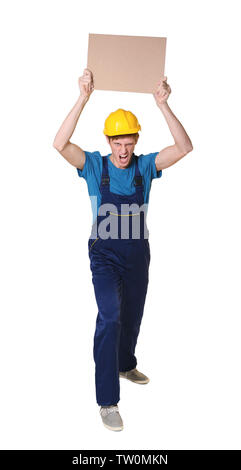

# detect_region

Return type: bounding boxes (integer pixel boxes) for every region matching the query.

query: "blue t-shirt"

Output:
[77,151,162,222]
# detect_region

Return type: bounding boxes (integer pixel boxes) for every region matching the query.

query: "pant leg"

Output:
[91,259,123,406]
[119,239,150,372]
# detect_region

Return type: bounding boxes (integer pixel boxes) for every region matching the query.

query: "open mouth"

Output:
[119,154,128,163]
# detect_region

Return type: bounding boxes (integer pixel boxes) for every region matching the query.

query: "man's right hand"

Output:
[78,68,94,100]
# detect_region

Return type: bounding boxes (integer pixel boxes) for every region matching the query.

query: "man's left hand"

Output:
[153,77,171,106]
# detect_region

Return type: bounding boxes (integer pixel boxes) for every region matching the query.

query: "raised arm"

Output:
[153,77,193,171]
[53,69,94,169]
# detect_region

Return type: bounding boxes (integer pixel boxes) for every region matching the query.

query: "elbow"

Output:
[186,144,193,154]
[53,141,64,152]
[53,139,70,152]
[53,141,59,150]
[176,141,193,157]
[186,139,194,153]
[182,143,193,156]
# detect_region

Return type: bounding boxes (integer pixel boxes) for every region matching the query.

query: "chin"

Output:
[120,161,129,168]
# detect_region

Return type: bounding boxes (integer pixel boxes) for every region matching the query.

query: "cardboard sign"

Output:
[87,33,166,94]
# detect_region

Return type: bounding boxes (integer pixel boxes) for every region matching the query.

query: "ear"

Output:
[105,135,110,144]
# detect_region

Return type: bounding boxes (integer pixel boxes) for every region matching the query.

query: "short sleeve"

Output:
[76,150,102,180]
[138,152,162,180]
[150,152,162,179]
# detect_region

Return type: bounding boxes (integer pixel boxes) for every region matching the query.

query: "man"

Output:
[53,69,193,432]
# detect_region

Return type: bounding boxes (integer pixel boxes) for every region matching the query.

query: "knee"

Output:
[96,316,121,333]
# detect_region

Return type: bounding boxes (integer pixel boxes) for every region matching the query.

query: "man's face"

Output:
[106,135,138,169]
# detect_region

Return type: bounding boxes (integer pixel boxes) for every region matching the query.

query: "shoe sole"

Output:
[119,374,150,384]
[103,422,124,431]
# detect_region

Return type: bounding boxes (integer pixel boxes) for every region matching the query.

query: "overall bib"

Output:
[88,154,150,406]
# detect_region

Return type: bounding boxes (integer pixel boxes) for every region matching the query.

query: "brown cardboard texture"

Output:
[87,34,166,94]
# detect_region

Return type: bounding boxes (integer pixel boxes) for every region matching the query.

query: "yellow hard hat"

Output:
[103,108,141,136]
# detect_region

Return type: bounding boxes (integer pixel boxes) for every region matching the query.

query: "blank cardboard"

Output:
[87,33,166,94]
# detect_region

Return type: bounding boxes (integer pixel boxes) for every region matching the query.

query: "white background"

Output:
[0,0,240,451]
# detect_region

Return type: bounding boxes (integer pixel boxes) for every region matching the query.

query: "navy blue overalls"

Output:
[88,154,150,406]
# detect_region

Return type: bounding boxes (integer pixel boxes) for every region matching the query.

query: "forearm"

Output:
[158,102,193,152]
[53,94,88,150]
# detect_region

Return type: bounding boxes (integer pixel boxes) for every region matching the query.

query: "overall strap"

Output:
[134,155,143,191]
[100,156,110,189]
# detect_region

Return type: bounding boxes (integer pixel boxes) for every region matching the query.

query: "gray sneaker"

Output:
[119,367,150,384]
[100,405,124,431]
